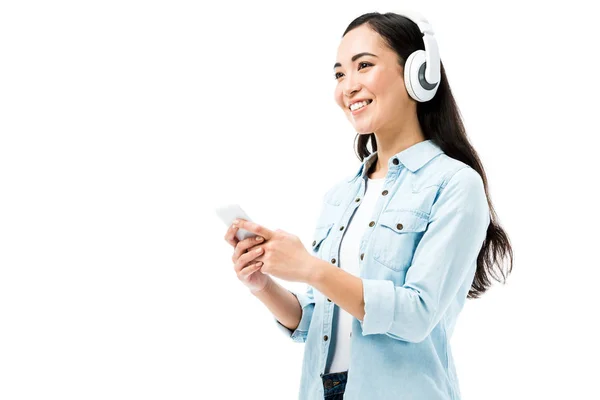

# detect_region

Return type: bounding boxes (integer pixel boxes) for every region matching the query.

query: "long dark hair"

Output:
[343,12,513,298]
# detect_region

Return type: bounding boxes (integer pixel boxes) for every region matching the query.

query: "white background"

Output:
[1,0,598,399]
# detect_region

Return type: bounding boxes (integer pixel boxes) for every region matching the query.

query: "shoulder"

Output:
[419,153,483,191]
[435,166,487,218]
[417,154,486,213]
[441,160,484,196]
[321,177,352,206]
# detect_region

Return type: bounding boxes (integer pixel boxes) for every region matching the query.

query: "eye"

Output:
[358,61,373,70]
[334,62,373,80]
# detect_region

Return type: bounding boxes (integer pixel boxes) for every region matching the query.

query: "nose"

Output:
[343,74,361,98]
[344,83,360,98]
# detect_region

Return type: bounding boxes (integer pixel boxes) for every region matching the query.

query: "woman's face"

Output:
[334,24,411,136]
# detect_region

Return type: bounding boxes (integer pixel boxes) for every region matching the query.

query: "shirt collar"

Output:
[347,139,444,183]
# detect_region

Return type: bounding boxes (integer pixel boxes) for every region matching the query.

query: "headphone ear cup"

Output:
[404,50,421,102]
[404,50,438,102]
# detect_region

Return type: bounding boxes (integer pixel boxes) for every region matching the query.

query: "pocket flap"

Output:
[312,223,333,251]
[378,210,428,234]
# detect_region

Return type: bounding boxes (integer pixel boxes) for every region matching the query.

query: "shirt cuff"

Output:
[360,278,395,335]
[274,289,315,343]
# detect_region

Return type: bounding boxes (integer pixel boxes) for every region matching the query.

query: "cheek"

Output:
[365,74,385,97]
[334,87,346,110]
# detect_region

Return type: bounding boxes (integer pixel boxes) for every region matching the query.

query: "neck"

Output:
[370,118,425,176]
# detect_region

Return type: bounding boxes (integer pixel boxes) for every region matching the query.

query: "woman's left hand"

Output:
[231,219,316,284]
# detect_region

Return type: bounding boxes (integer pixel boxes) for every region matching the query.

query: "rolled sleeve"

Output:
[361,279,395,334]
[274,284,315,343]
[360,167,491,342]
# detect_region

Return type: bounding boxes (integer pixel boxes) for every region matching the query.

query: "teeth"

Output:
[350,100,371,111]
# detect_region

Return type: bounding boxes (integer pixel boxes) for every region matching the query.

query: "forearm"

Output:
[308,258,365,321]
[251,277,302,331]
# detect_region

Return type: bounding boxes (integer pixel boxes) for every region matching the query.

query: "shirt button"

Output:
[360,253,364,260]
[355,198,360,202]
[396,223,403,230]
[382,190,388,196]
[369,221,375,227]
[350,332,352,337]
[393,158,399,165]
[324,335,329,341]
[331,258,336,264]
[312,240,316,246]
[339,226,344,231]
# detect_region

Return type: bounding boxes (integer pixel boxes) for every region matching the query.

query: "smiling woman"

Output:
[229,8,513,400]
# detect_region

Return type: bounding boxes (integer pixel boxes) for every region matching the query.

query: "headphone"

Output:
[394,9,441,102]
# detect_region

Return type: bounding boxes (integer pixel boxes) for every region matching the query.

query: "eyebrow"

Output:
[334,52,378,70]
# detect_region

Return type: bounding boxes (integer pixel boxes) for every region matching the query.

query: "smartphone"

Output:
[215,203,257,241]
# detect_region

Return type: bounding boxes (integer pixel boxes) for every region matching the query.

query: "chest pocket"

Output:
[311,222,334,258]
[372,210,429,271]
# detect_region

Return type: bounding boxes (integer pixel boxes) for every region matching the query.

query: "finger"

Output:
[232,235,265,262]
[233,219,275,241]
[237,246,264,272]
[234,246,264,273]
[224,224,240,247]
[238,261,263,279]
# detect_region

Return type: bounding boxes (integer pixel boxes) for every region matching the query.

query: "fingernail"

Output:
[232,219,239,225]
[255,236,263,242]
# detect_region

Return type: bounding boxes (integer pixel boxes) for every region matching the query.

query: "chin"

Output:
[348,115,376,133]
[352,123,376,135]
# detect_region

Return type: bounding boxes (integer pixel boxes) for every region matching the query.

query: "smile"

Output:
[350,99,373,115]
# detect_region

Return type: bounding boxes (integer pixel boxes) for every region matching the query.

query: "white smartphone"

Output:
[215,203,257,241]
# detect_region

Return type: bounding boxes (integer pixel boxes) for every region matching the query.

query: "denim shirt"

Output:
[274,139,491,400]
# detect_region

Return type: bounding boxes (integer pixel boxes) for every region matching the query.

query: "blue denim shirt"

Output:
[274,139,490,400]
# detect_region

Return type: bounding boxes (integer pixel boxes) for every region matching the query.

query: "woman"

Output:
[223,10,513,400]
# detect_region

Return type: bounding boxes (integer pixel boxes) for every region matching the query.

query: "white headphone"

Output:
[395,9,441,102]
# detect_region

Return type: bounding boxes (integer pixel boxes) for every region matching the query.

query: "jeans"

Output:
[321,370,348,400]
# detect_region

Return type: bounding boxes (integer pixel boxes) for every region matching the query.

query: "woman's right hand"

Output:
[224,223,271,293]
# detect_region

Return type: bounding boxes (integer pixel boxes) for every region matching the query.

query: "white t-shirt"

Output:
[325,175,385,374]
